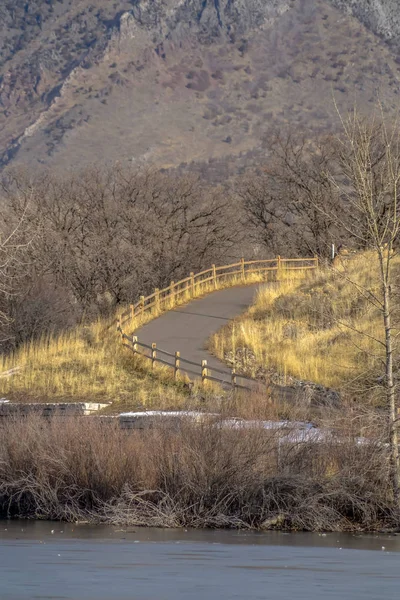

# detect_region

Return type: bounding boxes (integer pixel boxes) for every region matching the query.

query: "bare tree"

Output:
[239,130,347,258]
[243,111,400,505]
[0,229,14,337]
[0,212,30,348]
[1,165,238,332]
[326,107,400,505]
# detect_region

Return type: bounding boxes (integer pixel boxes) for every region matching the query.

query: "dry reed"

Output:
[0,402,397,531]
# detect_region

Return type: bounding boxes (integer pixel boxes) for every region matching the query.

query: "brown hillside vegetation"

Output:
[1,0,400,174]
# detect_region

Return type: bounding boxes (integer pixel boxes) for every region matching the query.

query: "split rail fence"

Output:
[117,256,318,391]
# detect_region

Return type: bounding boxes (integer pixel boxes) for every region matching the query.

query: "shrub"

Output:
[0,408,396,531]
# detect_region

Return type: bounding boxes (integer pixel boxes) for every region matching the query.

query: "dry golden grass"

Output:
[209,252,400,396]
[0,267,281,408]
[0,321,191,410]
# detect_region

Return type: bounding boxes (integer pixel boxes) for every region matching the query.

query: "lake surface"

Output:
[1,522,399,599]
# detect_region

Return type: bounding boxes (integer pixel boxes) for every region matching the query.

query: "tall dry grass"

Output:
[209,252,400,400]
[0,404,396,531]
[0,265,299,408]
[0,321,189,410]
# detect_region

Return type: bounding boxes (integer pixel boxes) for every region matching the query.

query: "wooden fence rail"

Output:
[121,333,261,391]
[116,256,318,390]
[117,256,318,330]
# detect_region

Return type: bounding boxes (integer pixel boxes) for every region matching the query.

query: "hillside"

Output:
[1,0,400,174]
[331,0,400,46]
[209,252,400,405]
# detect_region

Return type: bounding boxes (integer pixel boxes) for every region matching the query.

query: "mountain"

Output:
[1,0,400,174]
[331,1,400,46]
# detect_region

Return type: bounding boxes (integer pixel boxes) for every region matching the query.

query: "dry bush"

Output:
[0,409,397,531]
[2,166,237,323]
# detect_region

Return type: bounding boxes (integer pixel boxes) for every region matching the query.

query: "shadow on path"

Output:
[134,284,261,377]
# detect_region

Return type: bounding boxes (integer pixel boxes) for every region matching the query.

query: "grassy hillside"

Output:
[209,252,400,403]
[2,251,398,410]
[0,269,268,410]
[0,321,191,412]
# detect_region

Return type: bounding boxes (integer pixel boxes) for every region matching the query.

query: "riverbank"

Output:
[1,409,399,532]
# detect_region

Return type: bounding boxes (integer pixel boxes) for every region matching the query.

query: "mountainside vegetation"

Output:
[1,0,400,175]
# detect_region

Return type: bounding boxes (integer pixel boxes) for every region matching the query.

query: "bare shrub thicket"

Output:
[0,166,238,351]
[0,210,32,347]
[237,130,365,258]
[0,406,396,531]
[238,130,349,258]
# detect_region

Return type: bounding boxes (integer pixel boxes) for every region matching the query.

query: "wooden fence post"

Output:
[117,319,124,343]
[130,304,135,323]
[152,343,157,369]
[241,257,245,282]
[174,351,180,379]
[190,272,195,297]
[155,288,160,311]
[140,296,145,313]
[231,369,237,389]
[277,255,281,280]
[212,264,217,289]
[201,360,208,385]
[314,254,319,269]
[132,336,138,353]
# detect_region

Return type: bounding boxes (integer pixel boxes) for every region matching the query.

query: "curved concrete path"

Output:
[134,284,261,385]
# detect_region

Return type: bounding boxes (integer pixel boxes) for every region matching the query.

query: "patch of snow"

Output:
[119,411,217,419]
[83,402,110,415]
[280,428,333,444]
[218,418,315,431]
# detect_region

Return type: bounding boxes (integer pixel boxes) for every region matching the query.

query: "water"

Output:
[1,522,400,599]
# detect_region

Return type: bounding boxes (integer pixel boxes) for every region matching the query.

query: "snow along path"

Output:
[133,284,261,385]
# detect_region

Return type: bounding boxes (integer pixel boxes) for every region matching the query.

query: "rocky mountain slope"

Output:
[1,0,400,174]
[331,0,400,45]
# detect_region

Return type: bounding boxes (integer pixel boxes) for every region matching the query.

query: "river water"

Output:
[0,522,399,599]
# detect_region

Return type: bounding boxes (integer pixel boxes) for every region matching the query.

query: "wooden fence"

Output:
[116,256,318,390]
[117,256,318,330]
[121,333,260,391]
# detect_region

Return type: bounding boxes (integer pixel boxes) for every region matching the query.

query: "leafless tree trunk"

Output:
[381,251,399,504]
[0,212,30,347]
[327,106,400,505]
[238,130,346,258]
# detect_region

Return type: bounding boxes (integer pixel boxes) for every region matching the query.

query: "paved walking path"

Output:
[134,284,261,383]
